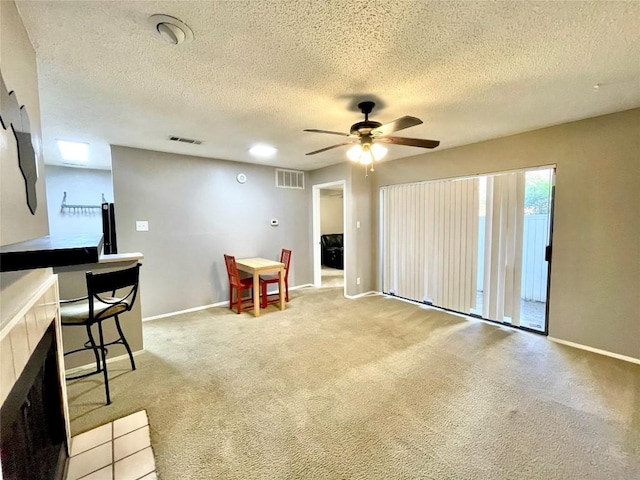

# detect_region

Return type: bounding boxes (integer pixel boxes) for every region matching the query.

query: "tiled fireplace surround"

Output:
[0,274,157,479]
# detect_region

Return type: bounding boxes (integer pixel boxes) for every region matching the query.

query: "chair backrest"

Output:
[85,263,141,320]
[224,254,242,286]
[280,249,292,281]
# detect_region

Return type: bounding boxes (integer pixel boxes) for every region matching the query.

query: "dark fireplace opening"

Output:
[1,324,67,480]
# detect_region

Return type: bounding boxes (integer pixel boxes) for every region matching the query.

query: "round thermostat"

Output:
[236,173,247,184]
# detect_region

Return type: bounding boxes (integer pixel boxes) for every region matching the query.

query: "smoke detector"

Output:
[149,14,194,45]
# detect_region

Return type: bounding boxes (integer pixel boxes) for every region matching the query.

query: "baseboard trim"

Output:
[65,350,145,376]
[345,291,380,299]
[548,337,640,365]
[142,283,317,322]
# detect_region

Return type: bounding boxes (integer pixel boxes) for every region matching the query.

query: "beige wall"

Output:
[320,194,344,234]
[371,109,640,360]
[111,146,312,318]
[0,1,53,329]
[309,162,375,295]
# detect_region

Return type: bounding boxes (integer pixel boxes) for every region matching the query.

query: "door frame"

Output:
[312,180,346,295]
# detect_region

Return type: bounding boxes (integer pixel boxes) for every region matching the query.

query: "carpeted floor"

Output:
[66,287,640,479]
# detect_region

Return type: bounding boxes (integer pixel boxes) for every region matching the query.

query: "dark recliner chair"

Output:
[320,234,344,270]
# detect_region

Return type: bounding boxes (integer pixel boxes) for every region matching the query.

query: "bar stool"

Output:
[60,263,141,405]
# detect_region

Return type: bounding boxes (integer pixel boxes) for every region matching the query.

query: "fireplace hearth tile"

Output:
[113,446,155,480]
[113,410,148,438]
[114,425,151,461]
[71,422,112,456]
[65,410,156,480]
[66,441,112,480]
[78,465,112,480]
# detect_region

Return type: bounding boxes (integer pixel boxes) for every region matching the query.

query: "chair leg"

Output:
[261,282,267,309]
[86,323,102,373]
[229,287,233,310]
[285,279,289,303]
[114,315,136,371]
[237,286,242,314]
[97,321,111,405]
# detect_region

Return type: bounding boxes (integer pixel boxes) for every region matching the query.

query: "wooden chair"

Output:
[60,263,141,405]
[260,249,292,308]
[224,254,255,314]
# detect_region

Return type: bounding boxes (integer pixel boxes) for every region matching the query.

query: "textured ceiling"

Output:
[15,0,640,171]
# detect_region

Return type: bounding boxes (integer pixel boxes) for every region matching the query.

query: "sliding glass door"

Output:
[381,167,554,334]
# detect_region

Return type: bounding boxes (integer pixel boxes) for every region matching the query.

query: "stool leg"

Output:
[114,315,136,371]
[97,321,111,405]
[86,323,102,373]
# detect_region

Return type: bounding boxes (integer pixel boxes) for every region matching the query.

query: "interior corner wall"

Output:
[110,146,312,318]
[0,0,53,329]
[371,108,640,360]
[320,195,344,234]
[45,166,114,236]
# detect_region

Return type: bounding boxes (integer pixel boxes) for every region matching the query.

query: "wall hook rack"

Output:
[60,192,107,213]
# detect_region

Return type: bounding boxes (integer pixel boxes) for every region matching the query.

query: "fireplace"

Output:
[1,324,67,480]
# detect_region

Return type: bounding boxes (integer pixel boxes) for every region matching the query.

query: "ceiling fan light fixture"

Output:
[371,143,388,159]
[347,142,387,165]
[347,145,362,162]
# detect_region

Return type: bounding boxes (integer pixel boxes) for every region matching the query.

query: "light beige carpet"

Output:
[66,287,640,479]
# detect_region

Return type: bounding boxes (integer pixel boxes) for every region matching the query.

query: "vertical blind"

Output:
[482,172,525,325]
[382,178,479,312]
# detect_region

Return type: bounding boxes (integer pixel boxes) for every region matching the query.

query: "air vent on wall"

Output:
[169,136,202,145]
[276,169,304,189]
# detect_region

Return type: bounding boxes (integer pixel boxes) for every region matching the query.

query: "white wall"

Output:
[111,146,312,318]
[371,109,640,360]
[45,165,113,236]
[320,193,344,234]
[0,0,53,330]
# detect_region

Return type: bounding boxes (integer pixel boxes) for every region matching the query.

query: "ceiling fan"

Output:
[304,101,440,174]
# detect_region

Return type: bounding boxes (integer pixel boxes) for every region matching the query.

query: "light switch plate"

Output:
[136,221,149,232]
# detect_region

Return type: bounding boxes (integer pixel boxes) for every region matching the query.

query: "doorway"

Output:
[312,181,346,292]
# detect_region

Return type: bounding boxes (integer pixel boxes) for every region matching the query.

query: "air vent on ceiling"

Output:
[275,169,304,190]
[169,136,202,145]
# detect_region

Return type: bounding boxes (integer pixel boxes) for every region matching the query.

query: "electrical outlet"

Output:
[356,221,361,228]
[136,221,149,232]
[356,277,361,285]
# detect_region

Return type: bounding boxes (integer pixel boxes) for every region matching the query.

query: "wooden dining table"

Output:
[235,257,286,317]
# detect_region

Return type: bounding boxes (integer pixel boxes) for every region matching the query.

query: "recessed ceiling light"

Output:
[57,140,89,162]
[249,144,277,158]
[149,14,194,45]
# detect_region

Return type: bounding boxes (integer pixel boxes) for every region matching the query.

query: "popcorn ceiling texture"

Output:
[15,1,640,170]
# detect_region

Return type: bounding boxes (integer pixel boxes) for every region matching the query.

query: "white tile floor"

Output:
[65,410,157,480]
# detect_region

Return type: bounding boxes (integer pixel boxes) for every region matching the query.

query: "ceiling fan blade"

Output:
[305,142,353,155]
[304,129,350,137]
[378,136,440,149]
[371,116,423,136]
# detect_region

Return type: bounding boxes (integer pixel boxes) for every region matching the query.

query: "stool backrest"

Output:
[85,263,141,320]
